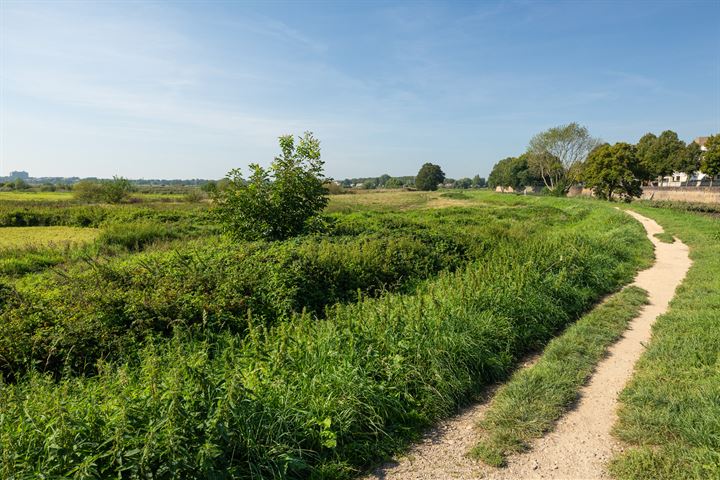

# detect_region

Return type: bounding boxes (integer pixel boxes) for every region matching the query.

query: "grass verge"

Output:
[470,286,649,466]
[609,205,720,480]
[653,232,674,243]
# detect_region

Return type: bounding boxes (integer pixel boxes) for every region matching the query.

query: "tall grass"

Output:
[471,286,649,466]
[0,202,651,478]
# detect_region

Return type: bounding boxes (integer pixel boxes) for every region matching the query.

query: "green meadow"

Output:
[0,190,715,478]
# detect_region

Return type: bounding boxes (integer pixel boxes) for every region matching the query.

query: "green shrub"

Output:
[213,132,328,241]
[98,221,178,251]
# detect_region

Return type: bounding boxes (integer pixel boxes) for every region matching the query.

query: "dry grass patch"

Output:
[0,226,99,248]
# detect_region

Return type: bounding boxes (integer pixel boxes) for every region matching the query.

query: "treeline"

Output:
[488,125,720,199]
[338,174,486,190]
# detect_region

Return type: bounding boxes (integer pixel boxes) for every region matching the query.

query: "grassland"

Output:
[609,204,720,479]
[0,191,75,202]
[0,189,656,478]
[471,286,649,466]
[0,226,99,248]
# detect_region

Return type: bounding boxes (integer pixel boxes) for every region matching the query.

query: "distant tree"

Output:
[12,178,30,190]
[384,177,404,189]
[213,132,328,241]
[472,174,486,188]
[453,177,473,189]
[488,155,541,190]
[701,134,720,187]
[677,141,703,186]
[528,122,601,194]
[636,130,686,186]
[415,163,445,191]
[73,176,134,203]
[103,176,135,203]
[377,174,392,187]
[200,180,218,194]
[362,179,378,189]
[583,142,643,201]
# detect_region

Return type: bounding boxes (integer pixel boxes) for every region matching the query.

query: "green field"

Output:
[0,191,75,202]
[0,190,714,478]
[0,226,99,248]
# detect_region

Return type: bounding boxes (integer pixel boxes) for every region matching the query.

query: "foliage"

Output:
[213,132,329,241]
[472,286,649,466]
[528,123,601,193]
[415,163,445,191]
[677,141,703,182]
[610,205,720,480]
[452,177,473,189]
[0,195,653,478]
[73,176,135,203]
[636,131,686,184]
[487,155,541,190]
[472,175,486,188]
[583,142,643,201]
[700,134,720,186]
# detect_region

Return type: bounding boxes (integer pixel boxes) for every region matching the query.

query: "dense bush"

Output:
[0,217,479,378]
[98,221,179,251]
[74,177,135,203]
[213,132,329,241]
[0,202,652,478]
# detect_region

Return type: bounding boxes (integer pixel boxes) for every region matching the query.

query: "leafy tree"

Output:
[701,134,720,187]
[528,123,601,193]
[213,132,328,241]
[453,178,473,189]
[73,176,134,203]
[472,175,486,188]
[103,176,135,203]
[415,163,445,191]
[583,143,643,201]
[677,141,703,186]
[636,130,685,186]
[384,177,404,189]
[488,155,541,190]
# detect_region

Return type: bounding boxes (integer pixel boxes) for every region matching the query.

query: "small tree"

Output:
[213,132,328,241]
[701,134,720,187]
[103,176,134,203]
[583,143,642,201]
[415,163,445,191]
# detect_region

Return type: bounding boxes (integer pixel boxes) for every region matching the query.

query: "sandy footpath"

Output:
[365,210,691,480]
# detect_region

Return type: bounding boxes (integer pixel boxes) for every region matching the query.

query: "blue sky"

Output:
[1,1,719,180]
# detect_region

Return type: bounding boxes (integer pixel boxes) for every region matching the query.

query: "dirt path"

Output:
[365,210,691,480]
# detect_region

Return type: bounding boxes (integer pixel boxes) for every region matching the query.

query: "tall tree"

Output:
[583,142,643,201]
[700,134,720,187]
[415,163,445,191]
[472,174,486,188]
[528,122,601,194]
[677,141,703,186]
[636,130,686,186]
